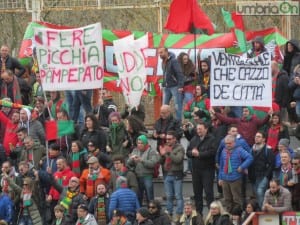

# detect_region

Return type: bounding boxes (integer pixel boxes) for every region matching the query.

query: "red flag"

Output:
[164,0,214,34]
[231,12,245,31]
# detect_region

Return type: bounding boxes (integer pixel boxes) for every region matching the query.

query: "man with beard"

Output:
[158,47,184,121]
[88,183,110,225]
[262,178,292,213]
[247,36,267,58]
[248,131,275,209]
[198,58,211,97]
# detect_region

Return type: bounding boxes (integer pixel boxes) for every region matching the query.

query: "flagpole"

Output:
[41,87,51,168]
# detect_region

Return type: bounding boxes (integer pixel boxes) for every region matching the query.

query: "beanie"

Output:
[278,138,290,148]
[116,176,128,189]
[137,134,148,145]
[137,207,150,218]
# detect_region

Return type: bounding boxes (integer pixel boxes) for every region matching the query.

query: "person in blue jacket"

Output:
[109,176,140,224]
[218,135,253,214]
[0,193,13,224]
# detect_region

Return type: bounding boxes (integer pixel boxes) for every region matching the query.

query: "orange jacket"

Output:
[79,167,110,198]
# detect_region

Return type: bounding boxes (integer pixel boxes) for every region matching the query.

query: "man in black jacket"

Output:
[158,47,184,121]
[186,122,216,215]
[0,45,25,77]
[248,131,275,209]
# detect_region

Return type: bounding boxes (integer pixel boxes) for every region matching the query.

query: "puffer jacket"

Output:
[219,145,253,181]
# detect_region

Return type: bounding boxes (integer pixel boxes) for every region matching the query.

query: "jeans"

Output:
[183,92,193,106]
[137,176,154,205]
[253,176,268,209]
[65,91,84,125]
[72,90,93,123]
[164,175,184,215]
[18,215,33,225]
[192,169,214,214]
[163,86,183,121]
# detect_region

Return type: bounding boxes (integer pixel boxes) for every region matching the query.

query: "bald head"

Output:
[160,105,171,119]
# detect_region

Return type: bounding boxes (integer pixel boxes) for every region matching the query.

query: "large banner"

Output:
[113,34,148,108]
[20,21,288,96]
[34,23,104,91]
[210,52,272,107]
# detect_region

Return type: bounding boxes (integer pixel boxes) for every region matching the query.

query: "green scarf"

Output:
[60,189,78,210]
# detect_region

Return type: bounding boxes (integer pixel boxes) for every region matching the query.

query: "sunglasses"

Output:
[88,144,94,147]
[148,206,156,209]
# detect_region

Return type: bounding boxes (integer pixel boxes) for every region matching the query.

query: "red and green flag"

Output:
[45,120,75,141]
[221,8,247,52]
[164,0,214,34]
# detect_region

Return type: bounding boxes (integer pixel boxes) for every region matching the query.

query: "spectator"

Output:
[148,200,171,225]
[133,207,153,225]
[183,84,210,122]
[287,154,300,210]
[80,113,107,151]
[275,138,294,168]
[47,91,68,119]
[31,71,43,106]
[19,107,45,145]
[218,135,253,213]
[211,106,272,146]
[108,209,132,225]
[107,112,129,157]
[283,39,300,77]
[262,178,292,213]
[187,122,216,215]
[288,65,300,121]
[34,97,49,126]
[158,47,184,121]
[88,183,110,225]
[0,193,13,224]
[248,131,275,208]
[265,112,289,153]
[76,204,98,225]
[177,52,196,104]
[109,155,138,194]
[159,130,185,221]
[52,204,69,225]
[0,45,25,77]
[198,58,211,98]
[20,135,46,168]
[40,143,61,174]
[153,105,182,150]
[86,140,111,169]
[127,135,159,205]
[273,150,293,187]
[0,108,19,156]
[272,61,291,123]
[50,176,86,224]
[47,157,76,205]
[176,201,204,225]
[241,199,260,224]
[124,115,148,151]
[93,88,117,128]
[80,156,111,199]
[247,36,267,58]
[1,69,23,104]
[204,201,231,225]
[68,140,88,178]
[5,176,43,225]
[109,176,140,223]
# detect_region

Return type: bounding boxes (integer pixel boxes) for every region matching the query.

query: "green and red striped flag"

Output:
[45,120,75,141]
[222,8,247,52]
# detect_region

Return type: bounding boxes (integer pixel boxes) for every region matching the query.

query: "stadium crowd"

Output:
[0,37,299,225]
